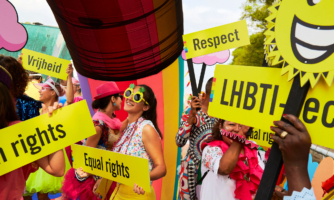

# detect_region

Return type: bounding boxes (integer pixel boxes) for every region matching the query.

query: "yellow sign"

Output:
[300,78,334,149]
[96,178,113,200]
[209,65,293,133]
[249,128,275,148]
[265,0,334,87]
[183,20,250,59]
[72,144,151,192]
[0,100,95,176]
[22,49,70,80]
[209,65,334,148]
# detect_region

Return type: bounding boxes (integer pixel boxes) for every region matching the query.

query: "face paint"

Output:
[124,84,149,105]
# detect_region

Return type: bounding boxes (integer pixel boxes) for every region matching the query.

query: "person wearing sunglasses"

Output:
[108,84,166,200]
[60,82,124,200]
[24,65,76,200]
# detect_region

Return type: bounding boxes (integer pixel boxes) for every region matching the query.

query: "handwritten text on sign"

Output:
[0,101,96,176]
[22,49,70,80]
[182,20,250,59]
[208,65,334,149]
[72,144,151,192]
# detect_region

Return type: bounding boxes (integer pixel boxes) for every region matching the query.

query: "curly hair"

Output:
[0,55,28,98]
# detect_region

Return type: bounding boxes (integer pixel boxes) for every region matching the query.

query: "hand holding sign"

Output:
[270,114,312,195]
[21,49,71,80]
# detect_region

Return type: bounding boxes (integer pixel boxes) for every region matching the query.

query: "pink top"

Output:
[73,96,83,103]
[0,121,39,200]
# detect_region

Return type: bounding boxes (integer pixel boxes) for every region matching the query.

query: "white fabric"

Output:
[45,81,59,96]
[283,187,315,200]
[200,146,237,200]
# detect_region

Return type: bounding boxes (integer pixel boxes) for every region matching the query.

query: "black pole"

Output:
[187,59,199,97]
[197,63,207,93]
[254,74,310,200]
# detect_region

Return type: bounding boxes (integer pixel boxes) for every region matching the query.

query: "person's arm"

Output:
[175,97,201,147]
[143,125,166,181]
[35,149,65,177]
[65,63,74,106]
[271,114,312,196]
[133,125,166,195]
[217,141,243,175]
[85,126,102,147]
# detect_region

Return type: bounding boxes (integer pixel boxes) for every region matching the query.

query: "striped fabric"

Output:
[47,0,184,81]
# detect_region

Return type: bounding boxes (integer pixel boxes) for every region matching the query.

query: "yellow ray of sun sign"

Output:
[72,144,151,192]
[209,65,334,149]
[22,49,71,80]
[183,20,250,59]
[0,100,96,176]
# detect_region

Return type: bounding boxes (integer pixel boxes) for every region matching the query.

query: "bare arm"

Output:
[85,126,102,147]
[35,149,65,177]
[65,63,74,106]
[142,125,166,181]
[218,141,243,175]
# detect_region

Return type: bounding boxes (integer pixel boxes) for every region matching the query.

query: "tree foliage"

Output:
[232,0,278,66]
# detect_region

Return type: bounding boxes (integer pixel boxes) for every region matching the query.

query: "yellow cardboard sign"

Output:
[209,65,334,148]
[183,20,250,59]
[300,78,334,149]
[209,65,293,132]
[96,178,113,200]
[0,100,95,176]
[264,0,334,87]
[249,128,275,148]
[72,144,151,192]
[22,49,70,80]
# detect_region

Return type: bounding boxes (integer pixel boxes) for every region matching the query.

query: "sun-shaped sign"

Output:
[264,0,334,88]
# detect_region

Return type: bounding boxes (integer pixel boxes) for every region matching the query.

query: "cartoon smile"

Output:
[291,15,334,64]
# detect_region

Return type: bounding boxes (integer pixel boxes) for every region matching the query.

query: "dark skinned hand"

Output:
[270,114,312,195]
[271,114,311,168]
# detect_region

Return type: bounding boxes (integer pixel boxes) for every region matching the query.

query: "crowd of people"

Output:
[0,54,316,200]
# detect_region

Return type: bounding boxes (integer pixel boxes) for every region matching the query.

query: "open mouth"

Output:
[291,15,334,64]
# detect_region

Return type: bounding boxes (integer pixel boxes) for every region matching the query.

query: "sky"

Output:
[10,0,251,95]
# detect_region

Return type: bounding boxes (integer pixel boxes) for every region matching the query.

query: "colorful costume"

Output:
[200,140,265,200]
[110,117,158,200]
[61,112,121,200]
[24,149,71,195]
[176,106,217,200]
[16,95,42,121]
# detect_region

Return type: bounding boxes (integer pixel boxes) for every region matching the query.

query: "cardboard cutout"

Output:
[0,0,27,51]
[265,0,334,87]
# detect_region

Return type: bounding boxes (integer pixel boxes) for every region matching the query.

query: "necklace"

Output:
[112,117,144,153]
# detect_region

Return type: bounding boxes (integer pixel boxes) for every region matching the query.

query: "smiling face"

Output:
[266,0,334,87]
[221,121,242,146]
[39,87,55,103]
[124,86,149,114]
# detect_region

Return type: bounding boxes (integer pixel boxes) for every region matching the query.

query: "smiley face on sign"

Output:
[264,0,334,87]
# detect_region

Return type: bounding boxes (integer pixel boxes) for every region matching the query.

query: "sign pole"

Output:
[187,59,199,97]
[255,75,310,200]
[197,63,207,93]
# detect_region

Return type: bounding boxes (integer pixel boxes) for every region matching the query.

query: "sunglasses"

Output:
[40,87,51,92]
[124,84,149,105]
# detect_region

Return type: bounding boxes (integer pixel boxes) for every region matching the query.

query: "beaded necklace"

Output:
[112,117,145,154]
